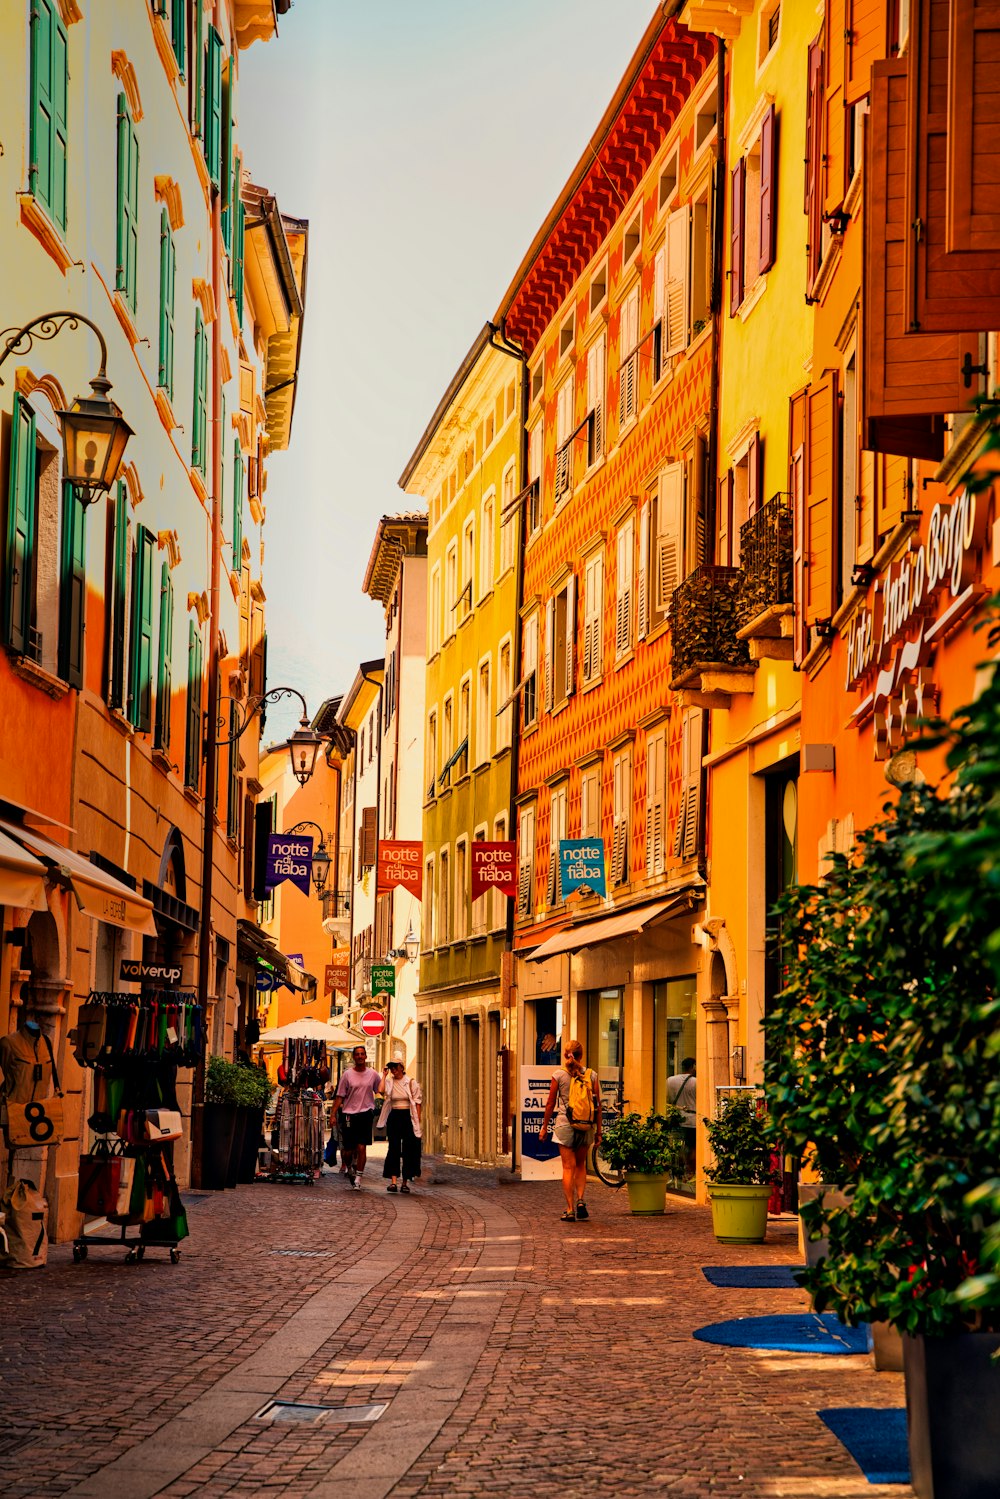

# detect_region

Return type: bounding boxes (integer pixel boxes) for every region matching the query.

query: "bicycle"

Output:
[590,1088,628,1187]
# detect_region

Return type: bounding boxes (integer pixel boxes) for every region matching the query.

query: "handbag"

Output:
[145,1109,182,1144]
[4,1032,64,1147]
[0,1178,48,1268]
[71,1002,107,1066]
[77,1140,124,1216]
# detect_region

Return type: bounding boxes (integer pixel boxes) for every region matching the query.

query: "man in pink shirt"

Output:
[330,1045,383,1189]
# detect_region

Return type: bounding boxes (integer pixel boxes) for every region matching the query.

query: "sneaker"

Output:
[346,1167,355,1184]
[576,1202,589,1219]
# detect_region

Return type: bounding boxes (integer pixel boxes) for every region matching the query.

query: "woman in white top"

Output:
[378,1060,422,1192]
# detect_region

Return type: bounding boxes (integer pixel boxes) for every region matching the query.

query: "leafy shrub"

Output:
[206,1054,272,1108]
[599,1107,684,1177]
[703,1092,777,1185]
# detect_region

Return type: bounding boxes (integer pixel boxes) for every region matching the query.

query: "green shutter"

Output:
[171,0,186,72]
[128,525,154,731]
[232,439,243,568]
[205,27,223,189]
[158,209,175,396]
[5,394,37,654]
[227,699,239,838]
[185,620,203,789]
[233,189,245,323]
[155,563,173,750]
[116,94,139,313]
[108,481,128,709]
[58,482,86,688]
[192,0,204,137]
[192,308,207,473]
[221,64,234,253]
[30,0,68,231]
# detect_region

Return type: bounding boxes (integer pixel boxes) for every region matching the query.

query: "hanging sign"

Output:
[370,963,395,998]
[360,1009,387,1037]
[265,834,313,895]
[119,959,182,985]
[559,839,607,897]
[376,840,422,898]
[470,841,517,902]
[324,958,351,995]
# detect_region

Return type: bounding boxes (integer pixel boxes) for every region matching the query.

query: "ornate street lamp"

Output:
[388,923,420,963]
[283,820,331,893]
[216,686,323,787]
[0,312,133,504]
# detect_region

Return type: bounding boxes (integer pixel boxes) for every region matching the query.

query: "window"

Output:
[695,83,718,153]
[476,658,491,765]
[170,0,186,71]
[231,159,245,322]
[480,489,495,597]
[522,613,539,728]
[759,1,780,66]
[804,39,825,290]
[623,211,641,267]
[690,196,712,335]
[583,551,604,684]
[618,287,639,427]
[658,149,678,212]
[558,313,575,361]
[189,0,205,137]
[192,308,208,474]
[499,463,516,575]
[547,785,567,906]
[491,813,507,931]
[226,699,239,839]
[645,727,666,877]
[471,826,488,936]
[590,264,607,316]
[580,763,601,839]
[426,710,437,799]
[58,482,86,689]
[423,856,434,950]
[29,0,68,231]
[454,838,468,941]
[545,574,576,709]
[530,361,543,405]
[517,804,535,917]
[184,620,203,790]
[674,710,703,861]
[107,480,130,708]
[611,748,631,887]
[555,377,574,499]
[458,675,470,777]
[459,516,474,620]
[442,692,453,772]
[615,518,634,661]
[232,439,244,569]
[221,59,235,255]
[429,564,441,654]
[587,337,605,465]
[116,94,140,314]
[127,525,155,732]
[719,434,762,567]
[527,424,542,535]
[496,637,513,751]
[438,847,450,944]
[445,541,457,630]
[158,211,176,398]
[646,463,684,632]
[205,26,224,188]
[154,563,173,751]
[654,208,689,379]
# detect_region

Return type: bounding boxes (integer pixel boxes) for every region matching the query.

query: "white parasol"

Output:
[258,1018,366,1048]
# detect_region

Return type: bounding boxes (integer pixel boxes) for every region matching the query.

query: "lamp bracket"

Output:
[0,311,109,386]
[214,686,310,747]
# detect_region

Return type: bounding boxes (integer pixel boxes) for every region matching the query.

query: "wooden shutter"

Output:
[171,0,186,70]
[864,61,974,458]
[116,95,139,310]
[158,211,175,396]
[788,387,808,666]
[565,572,576,697]
[205,27,223,188]
[805,38,825,287]
[616,519,633,657]
[587,338,604,460]
[30,0,68,229]
[845,0,886,105]
[748,433,763,518]
[58,483,86,689]
[729,159,745,314]
[758,104,777,275]
[128,526,154,732]
[637,502,650,641]
[673,711,702,861]
[233,439,243,566]
[653,245,665,378]
[804,374,839,627]
[233,181,246,322]
[221,68,234,254]
[252,798,273,903]
[656,464,684,611]
[825,0,846,215]
[544,597,554,711]
[5,394,37,655]
[155,563,173,750]
[907,0,1000,331]
[664,207,689,356]
[618,289,638,425]
[108,482,128,709]
[646,729,665,878]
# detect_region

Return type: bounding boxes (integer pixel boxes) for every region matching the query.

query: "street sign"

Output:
[255,969,276,993]
[360,1009,386,1037]
[370,963,395,997]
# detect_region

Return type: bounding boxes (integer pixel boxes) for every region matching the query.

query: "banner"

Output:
[471,841,517,903]
[324,958,351,996]
[376,840,422,898]
[371,963,395,999]
[519,1066,560,1179]
[265,834,313,895]
[559,838,607,897]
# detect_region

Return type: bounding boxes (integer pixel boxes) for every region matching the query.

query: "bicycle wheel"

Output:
[590,1137,626,1187]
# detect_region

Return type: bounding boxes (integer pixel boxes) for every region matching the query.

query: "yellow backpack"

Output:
[566,1068,595,1128]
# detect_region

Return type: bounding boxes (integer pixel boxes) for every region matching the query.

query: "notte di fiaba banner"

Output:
[325,959,350,996]
[559,838,607,897]
[376,840,423,899]
[470,841,517,903]
[265,834,313,895]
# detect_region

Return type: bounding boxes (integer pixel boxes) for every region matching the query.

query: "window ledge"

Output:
[478,587,494,607]
[106,706,135,738]
[807,233,843,307]
[473,759,490,774]
[190,468,209,507]
[8,654,70,700]
[550,697,571,718]
[183,785,203,805]
[155,387,177,432]
[522,721,539,738]
[584,455,606,482]
[737,274,768,324]
[111,290,140,348]
[614,649,635,671]
[18,195,76,275]
[151,747,175,776]
[582,674,603,694]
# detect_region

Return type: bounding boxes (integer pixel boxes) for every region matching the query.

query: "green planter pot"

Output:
[707,1183,772,1243]
[625,1171,667,1216]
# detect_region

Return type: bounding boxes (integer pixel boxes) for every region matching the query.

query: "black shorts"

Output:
[341,1110,375,1149]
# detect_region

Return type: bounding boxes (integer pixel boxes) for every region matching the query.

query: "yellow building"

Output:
[400,329,521,1163]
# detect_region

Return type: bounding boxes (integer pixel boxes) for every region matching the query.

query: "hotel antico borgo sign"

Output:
[559,838,607,897]
[845,488,988,760]
[376,840,423,899]
[265,834,313,895]
[470,842,517,903]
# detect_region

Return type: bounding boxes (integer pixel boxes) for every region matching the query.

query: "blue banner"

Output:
[559,838,607,897]
[265,834,313,895]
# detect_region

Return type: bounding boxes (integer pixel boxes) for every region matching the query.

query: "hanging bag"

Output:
[71,1001,107,1067]
[4,1033,64,1148]
[0,1178,48,1268]
[77,1138,125,1216]
[144,1109,183,1144]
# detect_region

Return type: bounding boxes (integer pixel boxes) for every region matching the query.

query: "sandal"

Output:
[560,1210,576,1222]
[400,1183,411,1193]
[386,1183,397,1192]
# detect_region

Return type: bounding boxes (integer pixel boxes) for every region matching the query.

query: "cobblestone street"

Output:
[0,1161,912,1499]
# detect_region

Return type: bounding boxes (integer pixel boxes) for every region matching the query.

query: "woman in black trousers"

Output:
[379,1060,422,1192]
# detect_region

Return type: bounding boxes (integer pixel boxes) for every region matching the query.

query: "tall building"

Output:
[0,0,305,1231]
[400,328,521,1164]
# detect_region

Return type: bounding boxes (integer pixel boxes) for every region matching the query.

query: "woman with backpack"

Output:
[538,1039,602,1222]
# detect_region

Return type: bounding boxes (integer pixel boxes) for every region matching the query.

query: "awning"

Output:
[237,919,316,994]
[0,821,157,937]
[526,894,695,962]
[0,829,48,912]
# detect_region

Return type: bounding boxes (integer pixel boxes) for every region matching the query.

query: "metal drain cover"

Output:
[253,1401,387,1425]
[270,1249,335,1258]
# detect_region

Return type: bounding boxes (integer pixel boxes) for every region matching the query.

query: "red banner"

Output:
[325,959,351,995]
[471,841,517,903]
[376,840,423,899]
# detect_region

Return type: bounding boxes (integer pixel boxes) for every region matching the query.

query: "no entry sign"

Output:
[360,1009,386,1037]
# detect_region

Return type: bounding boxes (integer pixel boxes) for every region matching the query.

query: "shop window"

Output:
[586,987,623,1074]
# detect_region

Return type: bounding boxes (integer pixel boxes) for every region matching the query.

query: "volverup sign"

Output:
[120,959,182,985]
[376,840,422,898]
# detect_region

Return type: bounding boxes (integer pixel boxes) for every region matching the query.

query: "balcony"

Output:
[735,492,795,661]
[669,564,756,709]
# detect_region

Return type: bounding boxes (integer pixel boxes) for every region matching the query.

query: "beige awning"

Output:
[526,896,693,962]
[0,822,157,938]
[0,829,48,912]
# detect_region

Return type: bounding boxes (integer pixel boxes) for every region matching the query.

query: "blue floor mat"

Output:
[702,1265,804,1288]
[693,1312,869,1354]
[819,1408,910,1484]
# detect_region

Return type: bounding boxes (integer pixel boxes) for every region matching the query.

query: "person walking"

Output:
[667,1057,697,1177]
[378,1059,422,1193]
[539,1039,601,1222]
[330,1045,383,1190]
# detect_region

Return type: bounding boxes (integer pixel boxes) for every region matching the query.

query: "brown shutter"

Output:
[804,373,839,628]
[845,0,886,105]
[789,388,808,666]
[805,39,825,287]
[876,454,911,541]
[359,806,377,868]
[758,105,777,275]
[748,432,763,518]
[864,60,974,458]
[825,0,846,214]
[729,159,745,315]
[906,0,1000,331]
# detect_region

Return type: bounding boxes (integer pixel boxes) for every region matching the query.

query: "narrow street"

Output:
[1,1163,911,1499]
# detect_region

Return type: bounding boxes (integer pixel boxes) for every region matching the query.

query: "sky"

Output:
[239,0,657,745]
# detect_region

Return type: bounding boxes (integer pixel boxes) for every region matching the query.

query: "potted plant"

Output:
[202,1055,244,1190]
[598,1107,685,1215]
[703,1092,776,1243]
[231,1061,273,1184]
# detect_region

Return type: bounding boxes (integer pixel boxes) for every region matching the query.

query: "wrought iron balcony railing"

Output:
[735,492,794,630]
[669,564,751,680]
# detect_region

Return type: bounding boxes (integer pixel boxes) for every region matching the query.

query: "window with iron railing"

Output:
[735,491,794,630]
